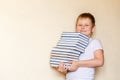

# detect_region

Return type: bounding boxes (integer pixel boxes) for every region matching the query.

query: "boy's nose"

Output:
[81,26,85,29]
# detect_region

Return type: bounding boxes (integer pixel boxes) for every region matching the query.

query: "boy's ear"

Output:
[92,26,95,32]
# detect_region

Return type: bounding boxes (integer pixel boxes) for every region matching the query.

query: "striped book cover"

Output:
[61,32,89,40]
[57,41,87,53]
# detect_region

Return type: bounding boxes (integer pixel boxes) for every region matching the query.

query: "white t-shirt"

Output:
[66,38,103,80]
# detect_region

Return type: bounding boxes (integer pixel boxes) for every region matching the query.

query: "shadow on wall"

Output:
[95,66,105,79]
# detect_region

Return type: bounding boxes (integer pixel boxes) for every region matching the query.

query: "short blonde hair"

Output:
[76,13,95,27]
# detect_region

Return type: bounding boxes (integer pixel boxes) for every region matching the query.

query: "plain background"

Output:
[0,0,120,80]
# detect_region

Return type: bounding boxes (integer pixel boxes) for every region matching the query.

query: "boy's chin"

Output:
[76,31,85,34]
[77,32,89,36]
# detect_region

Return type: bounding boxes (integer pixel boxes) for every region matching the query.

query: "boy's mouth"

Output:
[76,30,86,33]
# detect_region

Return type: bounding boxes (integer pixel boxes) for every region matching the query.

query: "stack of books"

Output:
[50,32,90,67]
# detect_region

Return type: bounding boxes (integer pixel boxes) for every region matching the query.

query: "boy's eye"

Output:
[85,25,89,26]
[78,24,82,26]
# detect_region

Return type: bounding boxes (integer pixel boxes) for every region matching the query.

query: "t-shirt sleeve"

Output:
[92,39,103,52]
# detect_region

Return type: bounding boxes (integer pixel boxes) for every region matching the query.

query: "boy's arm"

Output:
[68,49,104,71]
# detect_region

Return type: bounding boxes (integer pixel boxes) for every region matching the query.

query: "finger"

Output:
[61,65,66,71]
[59,62,63,68]
[64,64,68,69]
[59,62,68,72]
[59,62,64,67]
[58,62,64,71]
[63,68,67,71]
[58,66,64,72]
[68,61,73,64]
[67,65,72,71]
[56,65,59,68]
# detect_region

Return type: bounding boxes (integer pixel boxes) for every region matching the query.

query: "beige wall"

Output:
[0,0,120,80]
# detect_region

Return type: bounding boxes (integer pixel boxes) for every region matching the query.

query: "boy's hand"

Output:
[68,60,79,72]
[56,62,69,74]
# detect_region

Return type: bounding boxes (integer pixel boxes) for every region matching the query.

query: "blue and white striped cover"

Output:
[50,32,89,67]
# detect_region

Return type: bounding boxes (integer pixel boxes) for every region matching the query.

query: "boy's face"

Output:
[76,18,95,37]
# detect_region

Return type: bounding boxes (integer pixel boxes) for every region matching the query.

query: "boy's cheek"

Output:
[76,29,81,32]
